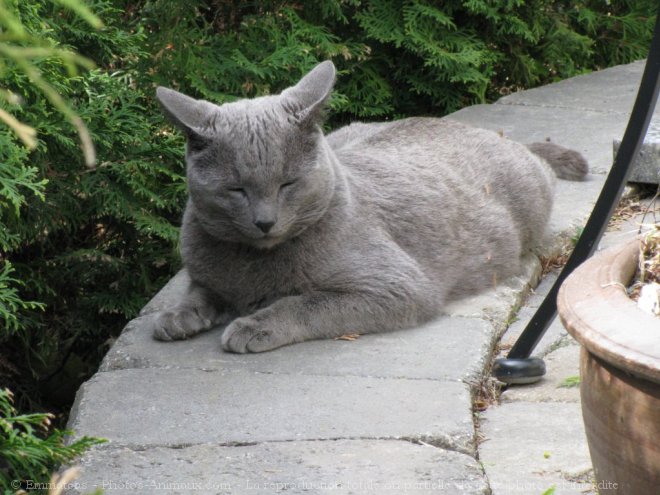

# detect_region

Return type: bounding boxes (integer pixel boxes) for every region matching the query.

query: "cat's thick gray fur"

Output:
[150,61,588,353]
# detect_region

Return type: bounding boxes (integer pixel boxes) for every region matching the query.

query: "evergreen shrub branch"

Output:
[0,388,105,494]
[0,0,100,166]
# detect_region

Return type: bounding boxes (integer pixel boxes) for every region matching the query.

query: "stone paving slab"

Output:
[103,313,494,382]
[450,104,625,174]
[524,272,560,309]
[497,61,645,116]
[479,402,594,495]
[69,368,475,453]
[139,269,190,316]
[500,342,581,404]
[546,177,605,243]
[70,440,489,495]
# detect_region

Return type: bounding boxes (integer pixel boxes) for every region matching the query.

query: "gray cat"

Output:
[150,61,587,353]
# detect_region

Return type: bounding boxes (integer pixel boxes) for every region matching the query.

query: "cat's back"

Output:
[328,117,554,235]
[328,118,495,236]
[328,117,534,181]
[326,117,556,295]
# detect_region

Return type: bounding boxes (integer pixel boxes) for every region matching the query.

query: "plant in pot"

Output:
[557,229,660,493]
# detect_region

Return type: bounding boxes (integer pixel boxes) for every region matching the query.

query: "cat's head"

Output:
[156,61,337,249]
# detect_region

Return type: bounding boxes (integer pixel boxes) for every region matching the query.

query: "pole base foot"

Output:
[492,357,546,384]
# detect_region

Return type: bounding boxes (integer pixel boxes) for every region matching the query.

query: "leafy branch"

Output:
[0,0,102,167]
[0,388,106,492]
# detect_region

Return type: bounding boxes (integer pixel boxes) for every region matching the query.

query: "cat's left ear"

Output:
[156,87,216,138]
[281,61,336,124]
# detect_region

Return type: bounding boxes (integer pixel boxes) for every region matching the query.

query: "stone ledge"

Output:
[496,61,645,117]
[102,312,498,383]
[69,367,476,454]
[68,439,490,495]
[479,402,593,495]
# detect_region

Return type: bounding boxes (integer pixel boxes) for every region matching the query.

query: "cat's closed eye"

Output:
[280,180,297,190]
[227,187,247,198]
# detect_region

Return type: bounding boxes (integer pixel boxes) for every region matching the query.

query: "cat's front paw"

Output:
[151,306,221,341]
[221,316,289,353]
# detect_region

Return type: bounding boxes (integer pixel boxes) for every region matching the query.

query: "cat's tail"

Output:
[526,141,589,181]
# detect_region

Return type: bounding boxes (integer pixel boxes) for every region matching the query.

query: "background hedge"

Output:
[1,0,656,415]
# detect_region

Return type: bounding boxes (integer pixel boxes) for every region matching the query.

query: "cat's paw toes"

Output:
[151,308,213,341]
[221,317,284,353]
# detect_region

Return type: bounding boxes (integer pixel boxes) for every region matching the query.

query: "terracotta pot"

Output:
[558,238,660,494]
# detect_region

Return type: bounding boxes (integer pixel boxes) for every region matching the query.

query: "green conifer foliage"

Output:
[0,388,105,493]
[0,1,187,407]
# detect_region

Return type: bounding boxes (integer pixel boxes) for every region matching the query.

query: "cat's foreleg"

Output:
[150,282,231,341]
[221,288,435,353]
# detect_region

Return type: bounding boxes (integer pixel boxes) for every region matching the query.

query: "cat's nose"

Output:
[254,220,275,233]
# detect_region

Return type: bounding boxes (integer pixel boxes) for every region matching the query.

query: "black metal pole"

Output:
[493,6,660,384]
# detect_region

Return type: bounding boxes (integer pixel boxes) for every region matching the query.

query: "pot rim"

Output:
[558,237,660,384]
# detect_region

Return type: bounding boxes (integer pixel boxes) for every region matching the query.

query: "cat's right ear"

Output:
[281,61,336,125]
[156,87,214,138]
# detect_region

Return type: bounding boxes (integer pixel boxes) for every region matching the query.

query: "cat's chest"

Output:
[184,237,317,314]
